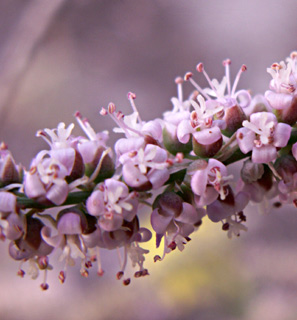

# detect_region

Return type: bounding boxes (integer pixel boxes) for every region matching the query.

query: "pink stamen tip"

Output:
[241,65,247,72]
[184,72,193,81]
[100,107,108,116]
[0,142,8,150]
[36,130,46,137]
[116,111,124,120]
[175,76,183,84]
[223,59,231,66]
[74,111,81,118]
[127,92,136,99]
[290,51,297,59]
[17,269,25,277]
[97,270,104,277]
[271,63,281,70]
[108,103,116,114]
[196,63,204,72]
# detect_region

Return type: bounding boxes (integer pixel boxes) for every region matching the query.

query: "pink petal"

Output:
[193,126,221,145]
[273,123,291,147]
[191,169,208,196]
[252,145,277,163]
[236,128,255,154]
[265,90,293,110]
[150,208,172,234]
[177,119,193,144]
[57,213,82,235]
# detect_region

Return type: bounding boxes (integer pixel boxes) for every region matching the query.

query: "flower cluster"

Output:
[1,52,297,290]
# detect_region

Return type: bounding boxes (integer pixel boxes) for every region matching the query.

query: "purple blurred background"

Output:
[0,1,297,319]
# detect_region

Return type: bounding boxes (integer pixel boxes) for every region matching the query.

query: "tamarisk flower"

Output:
[236,112,291,163]
[86,178,138,231]
[185,60,250,136]
[265,53,297,124]
[188,159,233,207]
[177,94,224,157]
[151,192,205,259]
[9,216,53,289]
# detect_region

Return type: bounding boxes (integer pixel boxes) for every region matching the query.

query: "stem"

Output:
[16,191,92,210]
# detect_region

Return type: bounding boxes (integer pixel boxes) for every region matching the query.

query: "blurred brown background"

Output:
[0,1,297,319]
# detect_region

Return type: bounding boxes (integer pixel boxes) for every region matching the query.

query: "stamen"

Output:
[187,76,211,100]
[175,77,184,102]
[223,59,232,95]
[127,92,142,123]
[231,65,247,96]
[96,247,104,276]
[197,63,218,95]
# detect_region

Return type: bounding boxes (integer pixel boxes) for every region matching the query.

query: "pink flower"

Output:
[236,112,291,163]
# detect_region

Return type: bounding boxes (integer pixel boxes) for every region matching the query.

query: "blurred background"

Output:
[0,1,297,319]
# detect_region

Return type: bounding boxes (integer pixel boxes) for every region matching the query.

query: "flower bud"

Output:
[162,127,192,155]
[221,105,246,137]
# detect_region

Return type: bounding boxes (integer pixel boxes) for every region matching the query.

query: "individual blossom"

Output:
[237,163,278,214]
[162,77,193,155]
[274,155,297,206]
[236,112,291,163]
[0,191,23,241]
[37,122,84,181]
[41,206,97,282]
[9,216,53,290]
[185,60,250,136]
[86,178,138,231]
[206,186,249,238]
[188,158,233,207]
[24,154,70,205]
[176,94,224,157]
[150,192,205,259]
[75,112,114,183]
[265,53,297,124]
[116,139,170,191]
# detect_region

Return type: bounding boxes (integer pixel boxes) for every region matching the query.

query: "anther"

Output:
[168,241,176,251]
[37,256,49,270]
[17,269,25,277]
[196,63,204,72]
[134,271,142,278]
[80,269,89,278]
[184,72,193,81]
[100,107,108,116]
[241,65,247,72]
[127,92,136,100]
[58,270,65,284]
[175,77,183,84]
[85,261,92,268]
[97,269,104,277]
[222,222,230,231]
[154,255,162,262]
[273,202,282,208]
[117,271,124,280]
[223,59,231,66]
[123,278,131,286]
[40,283,49,291]
[290,51,297,59]
[108,103,116,114]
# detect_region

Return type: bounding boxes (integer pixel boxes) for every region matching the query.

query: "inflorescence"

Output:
[1,52,297,289]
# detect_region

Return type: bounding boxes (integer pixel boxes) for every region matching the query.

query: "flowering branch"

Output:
[1,52,297,290]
